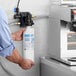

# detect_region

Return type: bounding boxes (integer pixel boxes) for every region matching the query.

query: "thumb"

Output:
[31,61,35,66]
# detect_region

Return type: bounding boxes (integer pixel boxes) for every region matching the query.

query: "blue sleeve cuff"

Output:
[0,43,15,57]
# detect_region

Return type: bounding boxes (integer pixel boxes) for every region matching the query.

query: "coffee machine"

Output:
[48,5,76,65]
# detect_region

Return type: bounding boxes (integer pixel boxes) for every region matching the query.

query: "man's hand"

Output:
[6,49,34,70]
[12,28,25,41]
[19,59,34,69]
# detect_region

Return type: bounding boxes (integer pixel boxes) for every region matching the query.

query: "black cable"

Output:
[15,0,21,14]
[17,0,20,8]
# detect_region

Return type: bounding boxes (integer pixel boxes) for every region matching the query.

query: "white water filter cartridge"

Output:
[23,26,34,61]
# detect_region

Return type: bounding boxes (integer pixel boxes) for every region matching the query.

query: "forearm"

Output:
[6,49,34,69]
[6,49,23,65]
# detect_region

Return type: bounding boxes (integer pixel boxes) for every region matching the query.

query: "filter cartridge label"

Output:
[24,34,34,50]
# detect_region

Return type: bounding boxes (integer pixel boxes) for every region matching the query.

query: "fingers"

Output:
[21,64,32,69]
[19,59,35,70]
[30,60,35,66]
[26,59,35,68]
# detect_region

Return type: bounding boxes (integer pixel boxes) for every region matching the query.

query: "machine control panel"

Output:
[71,9,76,21]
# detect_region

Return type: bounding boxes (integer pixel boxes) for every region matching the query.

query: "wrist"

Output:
[18,57,24,65]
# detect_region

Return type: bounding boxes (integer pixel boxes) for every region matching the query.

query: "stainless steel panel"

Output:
[40,57,76,76]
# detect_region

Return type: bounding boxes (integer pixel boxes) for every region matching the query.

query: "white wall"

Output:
[0,0,50,76]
